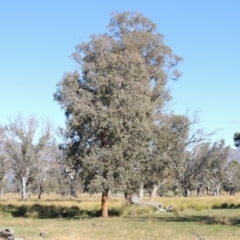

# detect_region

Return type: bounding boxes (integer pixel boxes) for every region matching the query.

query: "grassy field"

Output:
[0,193,240,239]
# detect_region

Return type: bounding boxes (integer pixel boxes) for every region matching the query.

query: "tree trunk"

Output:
[174,187,179,197]
[108,189,112,200]
[21,177,27,200]
[150,185,158,201]
[101,190,108,218]
[230,187,235,195]
[139,183,144,200]
[0,175,7,199]
[0,188,3,199]
[38,182,44,199]
[214,185,220,196]
[183,187,190,197]
[70,178,75,199]
[196,187,200,196]
[206,186,209,195]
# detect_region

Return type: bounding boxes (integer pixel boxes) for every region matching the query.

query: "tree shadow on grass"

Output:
[2,203,240,226]
[0,204,121,219]
[127,214,240,227]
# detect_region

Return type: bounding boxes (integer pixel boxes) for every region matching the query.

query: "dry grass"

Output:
[0,193,240,239]
[153,193,240,211]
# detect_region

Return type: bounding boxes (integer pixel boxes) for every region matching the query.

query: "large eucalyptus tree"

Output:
[54,12,182,217]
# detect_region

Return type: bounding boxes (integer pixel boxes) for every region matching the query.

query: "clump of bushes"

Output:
[211,202,240,209]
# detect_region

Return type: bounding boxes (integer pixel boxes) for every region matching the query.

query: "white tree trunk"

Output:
[108,189,112,200]
[150,185,158,201]
[21,176,27,200]
[0,188,4,199]
[174,187,179,197]
[0,175,7,199]
[139,184,144,200]
[214,185,220,196]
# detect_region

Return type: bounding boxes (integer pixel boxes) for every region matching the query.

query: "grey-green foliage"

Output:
[54,12,182,194]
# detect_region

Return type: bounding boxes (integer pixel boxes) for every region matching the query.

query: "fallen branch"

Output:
[130,195,165,211]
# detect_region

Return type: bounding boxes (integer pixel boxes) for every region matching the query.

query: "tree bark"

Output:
[101,191,108,218]
[21,177,27,200]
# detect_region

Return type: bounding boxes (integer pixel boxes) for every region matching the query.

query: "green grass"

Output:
[1,193,240,239]
[1,210,240,240]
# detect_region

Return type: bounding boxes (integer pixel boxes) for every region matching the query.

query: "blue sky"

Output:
[0,0,239,148]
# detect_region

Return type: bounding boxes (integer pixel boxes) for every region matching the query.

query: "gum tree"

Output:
[4,114,55,199]
[54,12,182,217]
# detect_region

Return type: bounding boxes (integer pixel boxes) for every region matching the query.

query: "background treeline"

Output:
[1,113,240,202]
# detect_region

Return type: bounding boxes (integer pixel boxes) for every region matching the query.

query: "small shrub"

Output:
[229,203,235,209]
[235,203,240,209]
[221,202,228,209]
[212,203,221,209]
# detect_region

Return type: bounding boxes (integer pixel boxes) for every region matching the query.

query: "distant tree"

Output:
[206,140,230,196]
[168,112,217,197]
[57,143,81,199]
[233,132,240,148]
[36,158,59,199]
[0,127,10,198]
[57,176,72,198]
[0,155,8,198]
[143,114,189,200]
[42,177,59,195]
[3,114,55,200]
[222,160,240,195]
[54,12,182,217]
